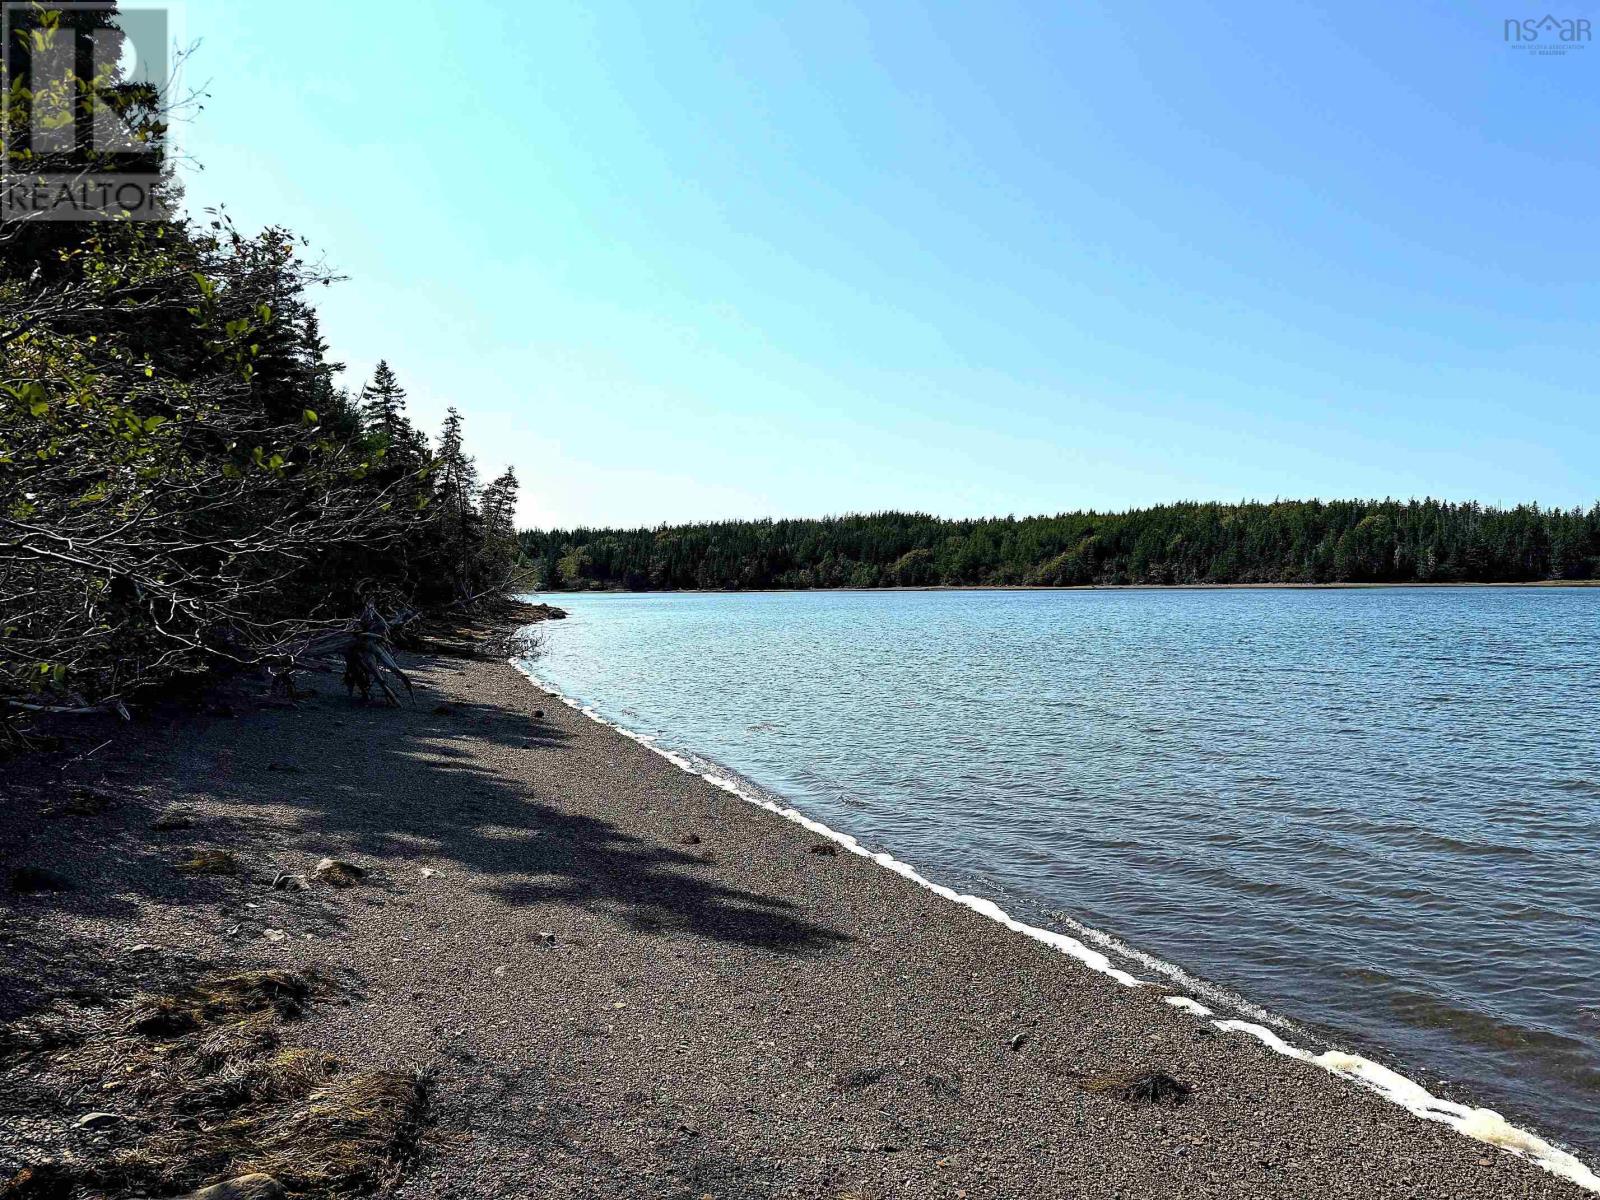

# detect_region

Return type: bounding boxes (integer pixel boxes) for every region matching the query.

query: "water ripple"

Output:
[524,587,1600,1157]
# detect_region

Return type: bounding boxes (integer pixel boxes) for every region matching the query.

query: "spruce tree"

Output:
[480,468,520,543]
[359,361,408,442]
[358,360,429,470]
[434,407,479,518]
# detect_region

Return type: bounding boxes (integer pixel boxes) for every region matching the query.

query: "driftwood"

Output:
[266,605,416,707]
[1,697,131,721]
[340,633,414,706]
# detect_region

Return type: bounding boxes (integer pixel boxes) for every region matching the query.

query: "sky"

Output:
[173,0,1600,530]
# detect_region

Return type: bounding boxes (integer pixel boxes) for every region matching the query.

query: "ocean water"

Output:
[517,587,1600,1156]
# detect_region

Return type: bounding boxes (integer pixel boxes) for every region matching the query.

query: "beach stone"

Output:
[74,1111,121,1130]
[313,857,365,887]
[10,866,70,893]
[180,1175,285,1200]
[46,787,114,817]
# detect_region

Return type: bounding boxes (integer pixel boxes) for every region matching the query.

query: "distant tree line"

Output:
[522,501,1600,591]
[1,4,523,736]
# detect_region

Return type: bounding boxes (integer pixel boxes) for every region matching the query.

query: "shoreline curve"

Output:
[513,656,1600,1194]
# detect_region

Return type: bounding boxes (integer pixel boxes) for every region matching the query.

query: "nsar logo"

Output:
[1503,14,1591,53]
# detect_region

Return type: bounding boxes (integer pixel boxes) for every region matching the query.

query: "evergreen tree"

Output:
[433,407,480,519]
[480,468,520,544]
[478,468,525,589]
[360,361,408,442]
[358,360,427,470]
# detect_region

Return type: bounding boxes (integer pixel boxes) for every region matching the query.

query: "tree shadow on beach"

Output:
[286,677,852,957]
[487,798,832,952]
[1,647,851,1029]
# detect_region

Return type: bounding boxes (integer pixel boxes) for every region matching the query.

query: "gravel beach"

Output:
[2,624,1594,1199]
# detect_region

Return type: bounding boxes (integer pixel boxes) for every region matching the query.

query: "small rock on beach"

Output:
[313,857,366,886]
[180,1175,286,1200]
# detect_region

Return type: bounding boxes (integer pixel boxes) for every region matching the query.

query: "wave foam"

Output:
[1053,910,1296,1034]
[511,658,1600,1194]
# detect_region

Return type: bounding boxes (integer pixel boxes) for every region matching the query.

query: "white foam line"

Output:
[1214,1020,1599,1192]
[1055,910,1294,1033]
[510,658,1600,1194]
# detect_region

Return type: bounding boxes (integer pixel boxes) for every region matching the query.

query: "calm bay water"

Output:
[518,587,1600,1154]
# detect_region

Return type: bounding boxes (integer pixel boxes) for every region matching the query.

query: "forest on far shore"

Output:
[522,499,1600,592]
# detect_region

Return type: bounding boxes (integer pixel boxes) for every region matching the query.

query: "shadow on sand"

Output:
[1,645,850,1027]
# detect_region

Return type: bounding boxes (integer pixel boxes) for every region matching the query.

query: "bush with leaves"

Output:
[0,4,530,739]
[0,216,439,719]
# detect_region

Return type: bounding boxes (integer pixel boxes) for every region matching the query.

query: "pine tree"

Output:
[360,361,409,444]
[480,468,520,542]
[358,360,428,471]
[434,407,479,518]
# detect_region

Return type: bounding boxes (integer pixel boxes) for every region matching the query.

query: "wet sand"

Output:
[1,625,1593,1198]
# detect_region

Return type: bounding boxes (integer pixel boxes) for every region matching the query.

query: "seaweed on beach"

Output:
[124,970,315,1037]
[0,970,431,1198]
[833,1066,891,1092]
[175,850,241,876]
[1083,1068,1193,1108]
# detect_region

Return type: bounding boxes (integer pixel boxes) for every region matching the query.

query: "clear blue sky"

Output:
[176,1,1599,529]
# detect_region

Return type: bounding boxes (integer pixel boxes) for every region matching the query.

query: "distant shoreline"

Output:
[538,579,1600,596]
[522,501,1600,594]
